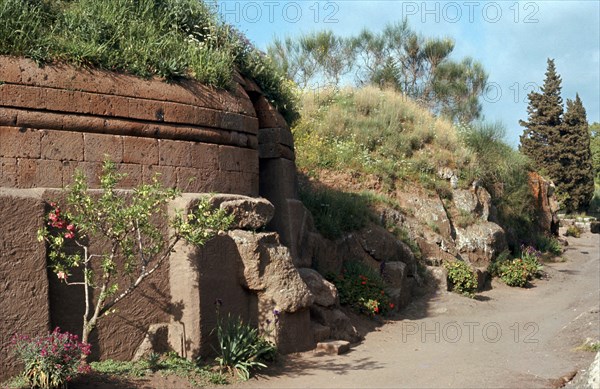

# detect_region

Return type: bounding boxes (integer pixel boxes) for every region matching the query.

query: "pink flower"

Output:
[57,271,67,280]
[66,224,75,231]
[64,232,75,239]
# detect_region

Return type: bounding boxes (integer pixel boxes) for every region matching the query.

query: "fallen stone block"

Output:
[316,340,350,355]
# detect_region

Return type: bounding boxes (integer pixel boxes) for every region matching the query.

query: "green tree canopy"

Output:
[267,20,487,123]
[519,59,595,212]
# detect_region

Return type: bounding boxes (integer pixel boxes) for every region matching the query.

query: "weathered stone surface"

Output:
[398,191,453,240]
[417,237,458,267]
[219,197,275,230]
[356,224,416,271]
[132,323,175,361]
[275,309,315,354]
[426,266,449,293]
[474,267,490,291]
[230,230,314,313]
[455,222,507,268]
[312,322,331,343]
[254,95,288,129]
[310,305,361,343]
[0,189,50,381]
[529,172,560,235]
[381,261,407,289]
[259,158,299,251]
[298,268,339,307]
[168,195,251,359]
[452,185,492,221]
[316,340,350,355]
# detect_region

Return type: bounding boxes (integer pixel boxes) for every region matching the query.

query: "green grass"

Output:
[299,181,375,240]
[91,352,228,386]
[293,86,473,191]
[0,0,297,123]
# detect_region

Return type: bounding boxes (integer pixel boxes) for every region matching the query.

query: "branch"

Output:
[99,236,181,316]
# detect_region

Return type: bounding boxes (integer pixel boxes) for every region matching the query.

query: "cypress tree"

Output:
[519,58,563,176]
[559,94,595,211]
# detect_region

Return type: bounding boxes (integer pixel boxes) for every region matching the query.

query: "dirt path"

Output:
[234,233,600,389]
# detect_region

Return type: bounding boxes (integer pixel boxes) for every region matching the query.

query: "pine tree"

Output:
[519,58,563,176]
[558,94,595,211]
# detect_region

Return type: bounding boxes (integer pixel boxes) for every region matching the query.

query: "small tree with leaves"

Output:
[37,161,233,355]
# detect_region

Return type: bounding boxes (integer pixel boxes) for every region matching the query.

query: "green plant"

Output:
[11,328,91,389]
[37,160,233,353]
[91,359,149,378]
[299,183,374,240]
[214,313,276,381]
[535,234,563,255]
[495,245,543,287]
[497,259,530,287]
[328,261,393,316]
[0,0,297,124]
[455,209,477,228]
[565,225,582,238]
[390,226,422,261]
[444,261,477,297]
[90,352,229,385]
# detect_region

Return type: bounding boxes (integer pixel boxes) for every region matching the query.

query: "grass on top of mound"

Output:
[293,86,475,191]
[0,0,298,123]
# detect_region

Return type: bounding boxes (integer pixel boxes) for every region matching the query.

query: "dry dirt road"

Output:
[234,232,600,389]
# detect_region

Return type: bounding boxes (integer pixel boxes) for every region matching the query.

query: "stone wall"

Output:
[0,57,310,380]
[0,56,259,195]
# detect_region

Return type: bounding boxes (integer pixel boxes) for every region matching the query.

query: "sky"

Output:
[217,0,600,146]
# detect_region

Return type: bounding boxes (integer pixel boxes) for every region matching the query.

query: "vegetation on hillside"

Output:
[0,0,298,122]
[293,86,543,250]
[519,59,595,212]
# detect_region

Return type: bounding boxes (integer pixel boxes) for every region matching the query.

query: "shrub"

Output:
[495,245,543,287]
[497,259,530,287]
[535,234,563,255]
[328,261,393,316]
[215,314,276,381]
[11,328,91,389]
[444,261,477,297]
[565,225,582,238]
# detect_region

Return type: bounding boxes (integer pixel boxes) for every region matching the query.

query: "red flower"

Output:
[374,306,379,313]
[361,281,366,285]
[389,303,395,309]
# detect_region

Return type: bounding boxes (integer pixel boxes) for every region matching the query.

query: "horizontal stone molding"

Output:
[0,55,256,116]
[0,107,258,149]
[0,83,258,135]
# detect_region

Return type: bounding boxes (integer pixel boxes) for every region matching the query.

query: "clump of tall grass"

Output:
[0,0,297,123]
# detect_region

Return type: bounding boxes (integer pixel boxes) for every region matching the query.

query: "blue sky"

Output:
[218,0,600,146]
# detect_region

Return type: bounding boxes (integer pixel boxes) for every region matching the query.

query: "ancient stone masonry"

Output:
[0,56,259,194]
[0,56,310,380]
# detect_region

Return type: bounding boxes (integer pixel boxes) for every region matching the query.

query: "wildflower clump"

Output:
[11,328,91,389]
[495,245,543,287]
[328,261,393,316]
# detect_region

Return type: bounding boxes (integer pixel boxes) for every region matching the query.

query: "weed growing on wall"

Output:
[37,160,233,355]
